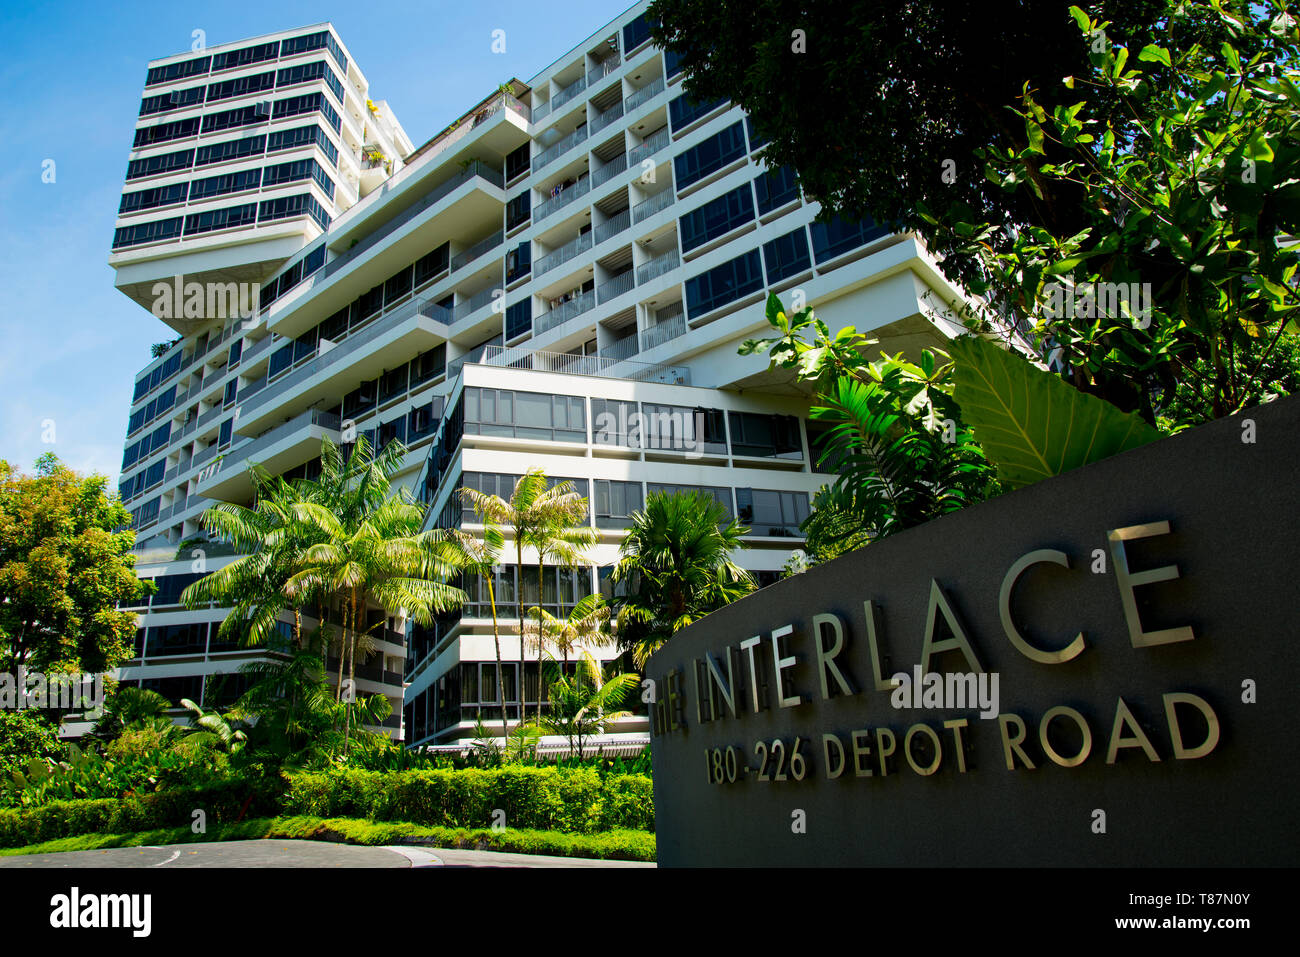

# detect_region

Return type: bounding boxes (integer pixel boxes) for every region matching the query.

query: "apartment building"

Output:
[108,4,970,747]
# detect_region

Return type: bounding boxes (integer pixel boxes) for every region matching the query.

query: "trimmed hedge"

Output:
[0,777,283,849]
[282,767,655,833]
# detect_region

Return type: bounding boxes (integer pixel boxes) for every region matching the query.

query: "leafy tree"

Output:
[936,3,1300,424]
[528,593,611,670]
[612,490,754,667]
[537,652,639,756]
[459,469,596,723]
[648,0,1188,291]
[742,293,998,544]
[0,454,151,674]
[0,710,66,779]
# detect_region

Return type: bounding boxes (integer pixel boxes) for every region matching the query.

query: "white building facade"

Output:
[109,6,969,746]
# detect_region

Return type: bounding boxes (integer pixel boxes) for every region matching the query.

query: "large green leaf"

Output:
[949,336,1164,489]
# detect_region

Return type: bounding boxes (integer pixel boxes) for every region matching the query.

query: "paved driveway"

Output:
[0,840,654,868]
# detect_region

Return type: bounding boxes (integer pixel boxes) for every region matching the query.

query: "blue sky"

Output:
[0,0,631,483]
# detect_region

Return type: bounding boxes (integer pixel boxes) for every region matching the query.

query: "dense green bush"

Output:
[0,712,66,780]
[0,776,283,848]
[282,766,654,833]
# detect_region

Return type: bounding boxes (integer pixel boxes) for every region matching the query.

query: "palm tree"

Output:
[527,592,610,671]
[181,468,325,651]
[90,686,174,743]
[288,438,467,752]
[440,512,509,744]
[538,651,639,756]
[460,468,595,723]
[179,698,248,754]
[612,490,755,668]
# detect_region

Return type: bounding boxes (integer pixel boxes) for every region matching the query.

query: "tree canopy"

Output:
[0,453,150,674]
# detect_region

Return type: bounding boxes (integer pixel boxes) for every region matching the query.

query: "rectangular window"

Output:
[119,182,188,214]
[464,387,585,442]
[809,215,889,263]
[210,41,279,73]
[188,168,261,200]
[133,117,200,148]
[139,85,205,116]
[273,92,340,132]
[639,403,728,454]
[145,56,211,87]
[202,105,269,134]
[590,398,638,447]
[383,265,414,306]
[411,344,446,385]
[266,124,339,166]
[113,217,183,249]
[746,116,769,151]
[414,244,450,288]
[673,121,746,190]
[380,363,409,403]
[258,193,330,229]
[205,71,275,103]
[276,60,344,102]
[505,144,530,182]
[679,184,755,253]
[506,192,531,230]
[684,249,763,319]
[735,488,810,537]
[762,227,812,284]
[194,135,265,167]
[505,299,531,339]
[669,92,726,132]
[183,202,257,236]
[728,411,803,459]
[594,479,643,528]
[754,166,800,214]
[281,30,348,75]
[623,12,654,51]
[145,622,208,657]
[126,148,193,180]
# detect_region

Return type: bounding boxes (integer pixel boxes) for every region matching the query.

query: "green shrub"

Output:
[281,766,653,833]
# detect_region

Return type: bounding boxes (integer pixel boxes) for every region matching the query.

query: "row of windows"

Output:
[133,89,340,148]
[144,30,347,87]
[119,458,164,502]
[126,124,338,181]
[464,387,587,443]
[126,384,176,436]
[120,155,335,214]
[132,349,184,401]
[121,421,170,470]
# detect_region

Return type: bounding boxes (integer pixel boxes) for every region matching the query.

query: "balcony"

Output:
[594,209,630,245]
[535,232,593,277]
[636,249,680,284]
[323,161,504,280]
[237,297,450,433]
[532,126,589,173]
[532,100,552,123]
[534,289,595,335]
[551,76,588,112]
[534,177,590,222]
[588,56,621,87]
[472,344,690,385]
[242,334,274,363]
[624,77,666,114]
[627,127,670,167]
[632,187,675,224]
[641,312,687,351]
[592,153,628,188]
[599,334,639,362]
[197,407,343,502]
[450,230,504,272]
[451,285,502,324]
[591,100,625,135]
[597,270,635,304]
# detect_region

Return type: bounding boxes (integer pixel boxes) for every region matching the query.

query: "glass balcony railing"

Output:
[624,76,666,114]
[591,100,625,135]
[627,127,670,168]
[592,153,628,188]
[450,230,504,272]
[451,286,502,323]
[532,126,589,173]
[597,270,635,304]
[636,249,680,284]
[632,187,675,223]
[641,312,687,351]
[534,289,596,335]
[205,408,342,481]
[534,177,590,222]
[551,76,588,112]
[588,56,621,87]
[323,161,504,280]
[593,209,630,245]
[535,232,593,277]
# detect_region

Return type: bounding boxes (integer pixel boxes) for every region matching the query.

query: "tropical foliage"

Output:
[537,653,640,756]
[612,490,754,667]
[0,453,150,675]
